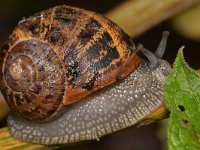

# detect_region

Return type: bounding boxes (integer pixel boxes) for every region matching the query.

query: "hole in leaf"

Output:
[182,119,189,125]
[178,105,185,112]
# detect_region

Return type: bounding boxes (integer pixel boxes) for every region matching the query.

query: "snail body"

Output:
[0,5,171,145]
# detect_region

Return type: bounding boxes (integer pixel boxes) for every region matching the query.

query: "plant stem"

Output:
[0,128,56,150]
[0,92,9,121]
[106,0,200,37]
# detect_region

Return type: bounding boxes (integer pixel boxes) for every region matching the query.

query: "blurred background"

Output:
[0,0,200,150]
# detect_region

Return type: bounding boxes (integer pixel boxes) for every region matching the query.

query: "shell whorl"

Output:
[2,40,65,122]
[1,5,140,121]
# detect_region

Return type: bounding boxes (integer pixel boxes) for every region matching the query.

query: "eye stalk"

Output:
[154,31,170,58]
[139,31,170,69]
[141,47,158,69]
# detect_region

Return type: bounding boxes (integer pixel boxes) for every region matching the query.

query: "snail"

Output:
[0,5,171,145]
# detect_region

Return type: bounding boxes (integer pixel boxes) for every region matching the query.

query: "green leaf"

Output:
[164,47,200,150]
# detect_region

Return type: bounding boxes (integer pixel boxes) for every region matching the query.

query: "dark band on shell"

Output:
[0,5,141,121]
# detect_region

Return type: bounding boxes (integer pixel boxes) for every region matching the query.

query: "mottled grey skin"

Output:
[7,59,171,145]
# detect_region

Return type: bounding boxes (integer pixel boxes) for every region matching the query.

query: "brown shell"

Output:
[0,5,141,121]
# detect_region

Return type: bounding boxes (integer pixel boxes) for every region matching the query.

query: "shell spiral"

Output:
[2,40,65,122]
[0,5,141,122]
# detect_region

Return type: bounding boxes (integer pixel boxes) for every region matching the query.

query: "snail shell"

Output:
[0,5,140,122]
[0,5,171,145]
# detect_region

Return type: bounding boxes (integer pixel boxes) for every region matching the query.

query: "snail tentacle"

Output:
[154,31,170,58]
[141,47,158,69]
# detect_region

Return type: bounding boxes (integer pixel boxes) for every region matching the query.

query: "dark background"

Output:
[0,0,199,150]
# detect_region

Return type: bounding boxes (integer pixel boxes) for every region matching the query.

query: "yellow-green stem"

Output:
[106,0,200,37]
